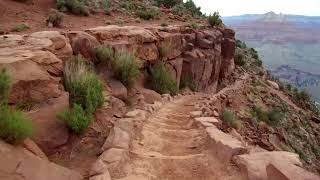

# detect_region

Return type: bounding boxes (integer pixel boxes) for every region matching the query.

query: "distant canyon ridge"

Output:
[222,11,320,103]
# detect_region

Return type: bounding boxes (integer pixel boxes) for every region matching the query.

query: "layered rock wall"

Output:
[0,25,235,154]
[84,25,235,91]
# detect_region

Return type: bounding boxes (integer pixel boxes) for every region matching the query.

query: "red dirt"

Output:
[0,0,203,34]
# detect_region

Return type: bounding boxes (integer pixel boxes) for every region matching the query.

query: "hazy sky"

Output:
[190,0,320,16]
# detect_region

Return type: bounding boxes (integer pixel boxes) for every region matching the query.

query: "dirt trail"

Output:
[118,96,244,180]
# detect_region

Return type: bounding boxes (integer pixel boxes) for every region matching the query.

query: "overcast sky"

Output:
[189,0,320,17]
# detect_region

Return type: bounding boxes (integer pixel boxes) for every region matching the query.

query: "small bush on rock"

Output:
[234,50,246,66]
[47,9,64,27]
[0,106,34,143]
[57,0,89,16]
[172,3,187,16]
[236,40,247,49]
[156,0,178,8]
[180,76,198,92]
[0,70,33,143]
[251,106,285,126]
[0,69,11,104]
[64,56,104,114]
[208,12,222,27]
[150,63,178,95]
[94,46,114,64]
[11,23,30,32]
[111,51,140,88]
[136,9,158,20]
[189,22,199,29]
[57,103,91,134]
[222,110,241,129]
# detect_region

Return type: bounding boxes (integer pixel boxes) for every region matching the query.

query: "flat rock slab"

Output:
[195,117,220,126]
[190,111,202,118]
[234,151,303,180]
[102,127,130,151]
[125,110,147,120]
[205,126,246,162]
[266,161,320,180]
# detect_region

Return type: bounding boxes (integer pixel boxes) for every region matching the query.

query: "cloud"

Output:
[189,0,320,16]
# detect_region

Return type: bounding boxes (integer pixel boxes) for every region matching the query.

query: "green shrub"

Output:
[150,63,178,95]
[190,22,199,29]
[64,56,104,114]
[155,0,178,8]
[57,103,91,134]
[159,42,173,60]
[255,59,263,67]
[296,90,311,102]
[111,51,140,88]
[57,0,89,16]
[172,3,187,16]
[0,106,34,143]
[47,9,64,27]
[180,76,198,92]
[94,46,114,64]
[251,106,285,126]
[286,83,292,91]
[11,24,30,32]
[184,0,202,16]
[101,0,110,14]
[250,48,259,59]
[120,0,137,11]
[222,110,241,129]
[0,69,11,104]
[136,9,158,20]
[208,12,222,27]
[236,39,247,49]
[234,50,246,66]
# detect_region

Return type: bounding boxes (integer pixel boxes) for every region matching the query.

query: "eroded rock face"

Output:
[67,31,101,60]
[85,25,235,91]
[220,28,236,79]
[28,92,70,155]
[0,140,82,180]
[86,26,159,61]
[0,34,67,104]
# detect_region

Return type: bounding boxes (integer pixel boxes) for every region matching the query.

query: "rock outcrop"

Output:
[85,25,235,91]
[0,140,82,180]
[0,33,69,105]
[0,25,235,105]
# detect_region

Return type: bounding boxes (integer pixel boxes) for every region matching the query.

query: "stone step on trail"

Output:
[234,151,320,180]
[205,126,247,163]
[130,151,206,160]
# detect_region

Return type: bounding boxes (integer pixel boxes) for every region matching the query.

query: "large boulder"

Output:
[138,88,162,104]
[28,92,70,155]
[67,31,101,60]
[86,26,159,61]
[266,162,320,180]
[0,34,64,104]
[234,151,304,180]
[0,140,82,180]
[108,79,128,100]
[29,31,73,60]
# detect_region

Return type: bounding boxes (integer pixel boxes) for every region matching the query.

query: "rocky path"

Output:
[119,95,244,180]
